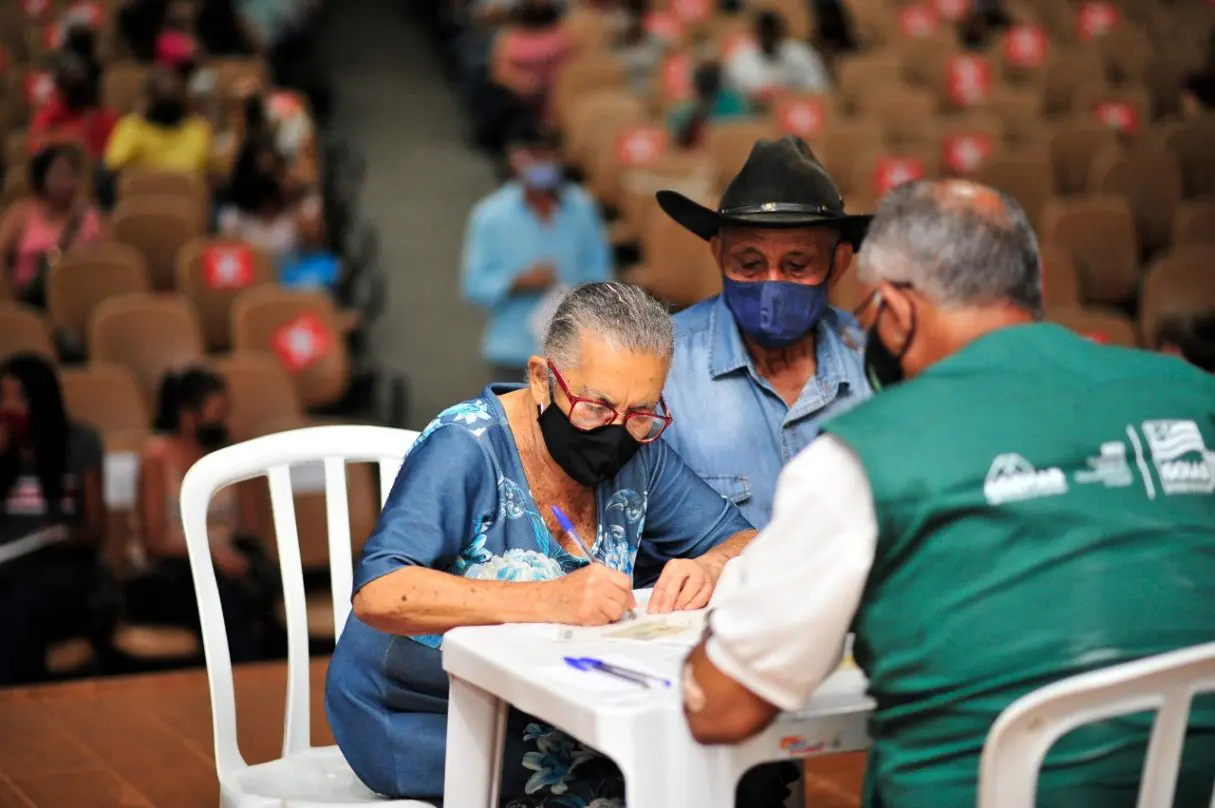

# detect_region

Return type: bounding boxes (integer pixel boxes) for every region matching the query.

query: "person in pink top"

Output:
[490,0,576,127]
[0,144,102,308]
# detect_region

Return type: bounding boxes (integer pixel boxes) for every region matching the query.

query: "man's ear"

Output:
[833,240,855,274]
[876,281,915,336]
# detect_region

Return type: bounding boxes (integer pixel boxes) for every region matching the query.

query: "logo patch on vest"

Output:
[1074,441,1134,488]
[984,454,1069,505]
[1142,420,1215,496]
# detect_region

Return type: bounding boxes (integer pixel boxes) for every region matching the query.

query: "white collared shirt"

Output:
[706,434,877,710]
[725,40,832,98]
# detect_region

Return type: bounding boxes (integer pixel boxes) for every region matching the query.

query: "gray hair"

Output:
[542,282,674,369]
[857,179,1043,316]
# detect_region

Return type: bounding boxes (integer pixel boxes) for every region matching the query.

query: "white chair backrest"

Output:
[978,642,1215,808]
[179,425,419,777]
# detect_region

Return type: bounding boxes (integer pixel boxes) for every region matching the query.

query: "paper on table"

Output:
[554,608,706,647]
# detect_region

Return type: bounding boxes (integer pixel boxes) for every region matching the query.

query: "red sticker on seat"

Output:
[672,0,711,24]
[660,53,692,101]
[1002,24,1048,69]
[946,54,991,107]
[23,0,50,17]
[1076,2,1119,42]
[942,133,994,175]
[722,32,756,59]
[644,11,683,42]
[25,71,55,107]
[934,0,969,22]
[899,4,940,38]
[1083,331,1110,344]
[615,124,668,168]
[273,313,332,372]
[775,97,828,138]
[874,156,926,196]
[268,91,304,120]
[202,245,255,290]
[1093,100,1138,135]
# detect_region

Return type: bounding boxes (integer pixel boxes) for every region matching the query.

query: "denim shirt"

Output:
[661,294,871,529]
[325,385,751,800]
[460,182,612,368]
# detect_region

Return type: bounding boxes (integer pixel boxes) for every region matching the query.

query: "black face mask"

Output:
[146,97,186,127]
[537,401,641,488]
[195,423,229,451]
[863,301,915,392]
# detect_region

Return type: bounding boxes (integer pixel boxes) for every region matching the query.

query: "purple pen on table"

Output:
[550,504,637,621]
[564,656,671,689]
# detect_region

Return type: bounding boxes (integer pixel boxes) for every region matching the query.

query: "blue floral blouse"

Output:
[325,385,753,803]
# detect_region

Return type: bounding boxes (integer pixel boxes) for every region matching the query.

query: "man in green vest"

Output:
[680,179,1215,807]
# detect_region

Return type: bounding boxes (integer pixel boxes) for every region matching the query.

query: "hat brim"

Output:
[656,190,872,248]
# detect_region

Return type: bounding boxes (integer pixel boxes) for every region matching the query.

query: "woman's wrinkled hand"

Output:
[543,563,636,626]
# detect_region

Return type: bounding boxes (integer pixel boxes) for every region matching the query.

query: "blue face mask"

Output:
[522,161,562,190]
[722,277,829,348]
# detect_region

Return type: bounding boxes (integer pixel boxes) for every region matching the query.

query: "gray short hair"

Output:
[857,180,1043,316]
[543,282,674,369]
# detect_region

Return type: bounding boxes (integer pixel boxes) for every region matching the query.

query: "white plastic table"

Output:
[441,598,875,808]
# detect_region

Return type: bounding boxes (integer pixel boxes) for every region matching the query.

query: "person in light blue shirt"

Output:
[656,135,874,531]
[326,282,793,806]
[461,123,613,377]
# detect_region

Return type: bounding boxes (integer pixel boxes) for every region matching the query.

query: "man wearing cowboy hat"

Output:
[657,135,872,530]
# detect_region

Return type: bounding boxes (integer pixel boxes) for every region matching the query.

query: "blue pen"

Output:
[551,505,637,621]
[564,656,671,689]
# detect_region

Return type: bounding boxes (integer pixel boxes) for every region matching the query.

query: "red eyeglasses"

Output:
[547,360,673,443]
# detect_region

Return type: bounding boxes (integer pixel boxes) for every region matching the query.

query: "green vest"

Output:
[824,324,1215,808]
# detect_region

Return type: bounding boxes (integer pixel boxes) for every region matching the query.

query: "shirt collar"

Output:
[707,294,856,398]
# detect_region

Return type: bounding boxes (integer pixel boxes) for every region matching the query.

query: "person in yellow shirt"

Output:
[104,69,212,176]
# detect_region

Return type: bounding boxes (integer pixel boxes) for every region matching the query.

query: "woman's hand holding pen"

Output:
[542,564,637,626]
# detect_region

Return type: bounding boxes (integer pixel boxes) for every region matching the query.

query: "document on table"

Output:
[554,608,706,647]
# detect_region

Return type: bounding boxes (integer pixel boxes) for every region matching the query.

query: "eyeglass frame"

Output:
[546,359,674,443]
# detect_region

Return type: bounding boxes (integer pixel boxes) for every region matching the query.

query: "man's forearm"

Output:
[354,565,557,635]
[697,529,756,576]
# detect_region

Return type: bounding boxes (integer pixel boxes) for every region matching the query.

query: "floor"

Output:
[318,0,501,429]
[0,660,865,808]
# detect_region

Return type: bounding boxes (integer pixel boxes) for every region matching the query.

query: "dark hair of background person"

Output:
[515,0,563,28]
[813,0,857,53]
[154,367,227,433]
[62,23,103,84]
[227,134,287,213]
[53,51,100,112]
[117,0,170,62]
[196,0,257,55]
[1157,311,1215,373]
[28,143,83,197]
[0,354,71,523]
[243,92,269,138]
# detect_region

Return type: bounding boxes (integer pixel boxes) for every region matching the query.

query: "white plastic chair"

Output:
[180,425,430,807]
[978,642,1215,808]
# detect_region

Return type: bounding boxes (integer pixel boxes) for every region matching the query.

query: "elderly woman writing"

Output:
[327,282,787,806]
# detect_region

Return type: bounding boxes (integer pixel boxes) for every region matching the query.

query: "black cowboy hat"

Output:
[656,135,872,247]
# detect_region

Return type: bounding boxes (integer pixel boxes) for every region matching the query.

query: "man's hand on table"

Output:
[648,556,723,614]
[542,563,637,626]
